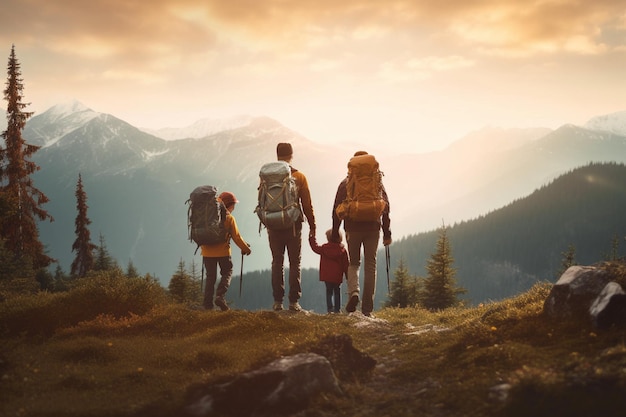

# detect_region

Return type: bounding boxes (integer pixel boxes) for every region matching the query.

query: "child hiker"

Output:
[309,229,349,313]
[202,191,251,311]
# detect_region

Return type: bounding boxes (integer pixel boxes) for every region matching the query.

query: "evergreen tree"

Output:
[70,174,96,278]
[168,259,191,303]
[557,244,576,278]
[93,233,118,271]
[0,45,54,269]
[419,222,466,310]
[53,264,70,292]
[126,259,139,278]
[385,257,419,308]
[606,234,621,261]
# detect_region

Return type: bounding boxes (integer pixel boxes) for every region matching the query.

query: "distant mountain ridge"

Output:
[6,101,626,302]
[140,115,254,140]
[388,162,626,305]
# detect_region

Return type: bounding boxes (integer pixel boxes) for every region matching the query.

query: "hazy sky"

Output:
[1,0,624,153]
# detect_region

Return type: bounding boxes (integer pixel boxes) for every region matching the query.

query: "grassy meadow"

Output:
[2,267,626,417]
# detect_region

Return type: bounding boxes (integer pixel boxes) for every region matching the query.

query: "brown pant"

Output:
[346,229,380,314]
[268,222,302,303]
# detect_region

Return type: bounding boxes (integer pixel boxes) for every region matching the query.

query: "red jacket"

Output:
[309,236,349,284]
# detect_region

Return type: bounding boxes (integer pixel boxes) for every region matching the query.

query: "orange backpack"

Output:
[335,154,386,222]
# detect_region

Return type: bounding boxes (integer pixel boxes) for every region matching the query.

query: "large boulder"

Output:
[543,266,611,319]
[590,282,626,329]
[184,352,341,417]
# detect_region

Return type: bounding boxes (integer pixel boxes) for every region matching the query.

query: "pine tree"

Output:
[168,259,202,303]
[70,174,96,278]
[168,259,190,303]
[385,257,419,308]
[419,222,466,311]
[93,233,117,271]
[126,259,139,278]
[0,45,54,269]
[557,244,576,278]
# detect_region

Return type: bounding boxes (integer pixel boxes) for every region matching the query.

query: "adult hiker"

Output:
[258,142,316,312]
[331,151,391,317]
[201,191,251,311]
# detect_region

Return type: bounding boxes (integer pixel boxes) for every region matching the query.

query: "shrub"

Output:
[0,270,168,337]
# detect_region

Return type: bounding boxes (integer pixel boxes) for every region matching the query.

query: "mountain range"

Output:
[5,102,626,298]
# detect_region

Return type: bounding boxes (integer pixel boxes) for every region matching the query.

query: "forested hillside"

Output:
[384,162,626,304]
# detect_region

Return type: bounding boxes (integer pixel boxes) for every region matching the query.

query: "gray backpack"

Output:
[255,161,302,230]
[187,185,228,248]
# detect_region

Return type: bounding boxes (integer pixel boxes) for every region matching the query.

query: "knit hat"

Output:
[276,142,293,158]
[219,191,239,207]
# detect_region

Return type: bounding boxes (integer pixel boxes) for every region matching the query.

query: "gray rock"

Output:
[185,352,341,417]
[590,282,626,329]
[543,266,611,319]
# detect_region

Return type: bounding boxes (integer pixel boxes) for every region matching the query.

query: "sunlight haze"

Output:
[1,0,624,153]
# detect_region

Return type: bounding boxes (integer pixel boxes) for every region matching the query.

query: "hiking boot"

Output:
[215,296,229,311]
[346,294,359,313]
[289,301,302,312]
[273,301,284,311]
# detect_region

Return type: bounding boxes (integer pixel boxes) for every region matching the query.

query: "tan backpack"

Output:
[335,154,386,222]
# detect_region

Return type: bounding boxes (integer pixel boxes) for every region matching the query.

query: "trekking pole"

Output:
[239,251,244,298]
[201,259,204,294]
[385,245,391,294]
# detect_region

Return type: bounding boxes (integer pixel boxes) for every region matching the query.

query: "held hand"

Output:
[383,237,392,246]
[309,225,316,238]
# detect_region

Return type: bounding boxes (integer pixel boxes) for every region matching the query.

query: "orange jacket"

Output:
[200,213,249,257]
[292,169,316,228]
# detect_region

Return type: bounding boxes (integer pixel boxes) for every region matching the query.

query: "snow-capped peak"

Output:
[142,114,253,140]
[584,110,626,136]
[45,99,94,121]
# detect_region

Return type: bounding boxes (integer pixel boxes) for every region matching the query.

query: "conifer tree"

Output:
[419,222,466,310]
[168,259,191,303]
[385,257,419,308]
[557,244,576,278]
[93,233,117,271]
[70,173,96,278]
[126,259,139,278]
[0,45,53,268]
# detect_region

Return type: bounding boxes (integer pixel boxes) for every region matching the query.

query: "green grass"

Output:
[2,275,626,417]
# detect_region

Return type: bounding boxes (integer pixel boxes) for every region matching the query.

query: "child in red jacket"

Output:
[309,229,349,313]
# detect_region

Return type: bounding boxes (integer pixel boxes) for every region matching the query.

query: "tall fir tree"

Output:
[0,45,53,268]
[70,173,96,278]
[419,222,466,310]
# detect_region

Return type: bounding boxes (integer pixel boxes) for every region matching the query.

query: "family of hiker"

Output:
[189,142,391,315]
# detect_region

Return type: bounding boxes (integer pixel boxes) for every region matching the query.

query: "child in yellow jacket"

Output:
[201,191,251,310]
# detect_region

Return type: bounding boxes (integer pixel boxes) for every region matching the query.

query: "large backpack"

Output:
[186,185,228,248]
[255,161,302,230]
[335,154,387,222]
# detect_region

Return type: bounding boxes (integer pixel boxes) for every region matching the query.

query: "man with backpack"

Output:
[331,151,391,317]
[257,142,316,312]
[199,191,251,311]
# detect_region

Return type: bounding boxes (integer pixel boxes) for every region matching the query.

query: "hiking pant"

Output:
[346,229,380,315]
[325,282,341,313]
[203,256,233,309]
[268,222,302,303]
